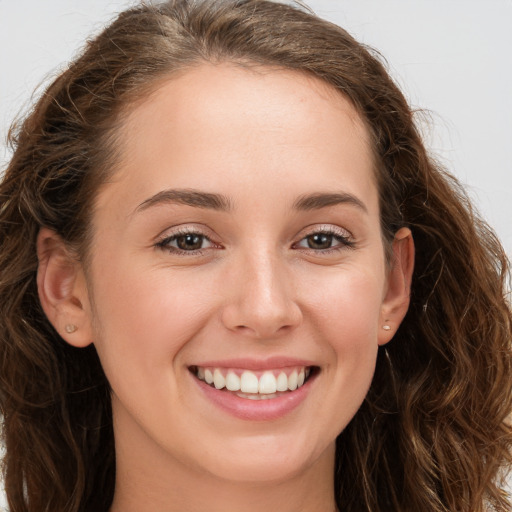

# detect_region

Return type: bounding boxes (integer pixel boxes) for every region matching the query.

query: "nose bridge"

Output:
[221,245,302,338]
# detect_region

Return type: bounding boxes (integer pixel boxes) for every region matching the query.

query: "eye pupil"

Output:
[177,234,203,250]
[308,233,333,249]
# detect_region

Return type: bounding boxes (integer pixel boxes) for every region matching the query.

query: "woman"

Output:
[0,1,510,511]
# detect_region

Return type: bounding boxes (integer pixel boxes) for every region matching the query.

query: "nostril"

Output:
[220,287,303,338]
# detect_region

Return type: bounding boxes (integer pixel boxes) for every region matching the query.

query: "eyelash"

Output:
[293,227,355,253]
[155,226,355,255]
[155,228,217,255]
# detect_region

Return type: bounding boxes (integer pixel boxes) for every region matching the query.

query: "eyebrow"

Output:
[134,189,366,215]
[135,188,232,213]
[293,192,368,213]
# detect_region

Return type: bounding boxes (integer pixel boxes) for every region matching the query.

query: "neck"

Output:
[111,464,336,512]
[109,411,337,512]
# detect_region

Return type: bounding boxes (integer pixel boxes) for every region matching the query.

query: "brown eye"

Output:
[296,229,354,252]
[175,234,204,251]
[157,231,214,253]
[306,233,334,250]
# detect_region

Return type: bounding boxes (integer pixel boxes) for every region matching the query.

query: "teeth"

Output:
[276,372,288,392]
[213,369,225,389]
[297,369,305,387]
[225,371,241,391]
[240,371,259,393]
[288,370,298,391]
[236,392,279,400]
[258,372,277,394]
[194,366,312,396]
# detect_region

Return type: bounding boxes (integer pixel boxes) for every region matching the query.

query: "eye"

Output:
[156,231,214,253]
[295,228,354,252]
[302,233,336,250]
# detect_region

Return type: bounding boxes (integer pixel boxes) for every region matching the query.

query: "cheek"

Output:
[318,277,383,436]
[299,264,384,409]
[325,283,381,382]
[88,258,218,380]
[301,263,384,346]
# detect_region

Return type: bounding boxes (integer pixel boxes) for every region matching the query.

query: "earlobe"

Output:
[36,227,93,347]
[378,227,415,346]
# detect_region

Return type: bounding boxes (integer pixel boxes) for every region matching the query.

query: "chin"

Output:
[190,433,333,484]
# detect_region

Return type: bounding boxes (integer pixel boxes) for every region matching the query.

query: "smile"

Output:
[189,360,318,420]
[190,366,314,400]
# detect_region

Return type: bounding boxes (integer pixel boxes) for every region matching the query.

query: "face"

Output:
[74,64,409,483]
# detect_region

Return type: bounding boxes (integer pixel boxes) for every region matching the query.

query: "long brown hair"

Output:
[1,1,511,511]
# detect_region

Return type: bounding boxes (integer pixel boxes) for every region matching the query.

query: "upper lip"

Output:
[190,356,316,371]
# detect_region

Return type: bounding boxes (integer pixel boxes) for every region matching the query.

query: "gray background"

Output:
[0,0,511,507]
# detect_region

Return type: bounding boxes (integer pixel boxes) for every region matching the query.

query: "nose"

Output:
[220,250,303,339]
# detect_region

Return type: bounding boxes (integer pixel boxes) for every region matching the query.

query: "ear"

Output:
[37,227,93,347]
[378,227,415,346]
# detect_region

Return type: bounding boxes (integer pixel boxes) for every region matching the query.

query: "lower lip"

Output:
[192,372,315,421]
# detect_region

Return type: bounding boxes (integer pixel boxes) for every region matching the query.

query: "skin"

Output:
[37,63,414,512]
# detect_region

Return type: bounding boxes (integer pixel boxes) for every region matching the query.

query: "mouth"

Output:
[189,365,317,400]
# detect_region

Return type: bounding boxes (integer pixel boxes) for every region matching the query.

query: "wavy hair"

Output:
[1,1,511,511]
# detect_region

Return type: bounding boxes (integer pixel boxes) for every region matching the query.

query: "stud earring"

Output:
[65,324,78,334]
[382,324,391,331]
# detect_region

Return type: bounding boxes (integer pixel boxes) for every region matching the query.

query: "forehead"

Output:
[122,62,369,145]
[96,63,377,217]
